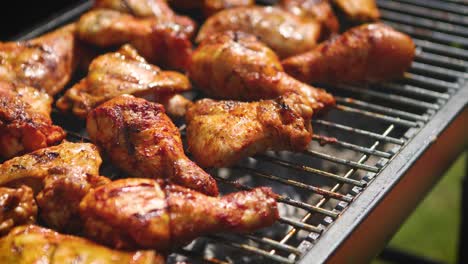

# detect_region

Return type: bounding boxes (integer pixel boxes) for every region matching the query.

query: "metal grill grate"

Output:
[19,0,468,263]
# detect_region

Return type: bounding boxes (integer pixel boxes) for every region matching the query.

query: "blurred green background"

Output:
[374,152,466,264]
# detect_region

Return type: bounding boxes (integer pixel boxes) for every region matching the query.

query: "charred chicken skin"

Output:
[57,45,191,119]
[0,142,108,232]
[80,178,278,251]
[190,31,335,112]
[282,23,415,84]
[186,93,313,167]
[0,81,65,159]
[278,0,339,39]
[333,0,380,22]
[0,186,37,236]
[0,24,80,96]
[0,225,164,264]
[196,6,321,58]
[77,9,192,70]
[168,0,255,18]
[87,95,219,196]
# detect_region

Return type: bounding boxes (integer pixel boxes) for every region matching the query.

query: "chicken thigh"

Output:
[57,45,191,119]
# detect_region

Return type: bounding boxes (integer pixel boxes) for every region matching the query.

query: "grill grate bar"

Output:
[234,166,353,202]
[335,97,429,122]
[175,249,230,264]
[212,174,339,218]
[255,155,367,187]
[207,236,295,264]
[383,20,468,47]
[312,120,405,145]
[416,51,468,69]
[413,39,468,61]
[278,217,323,233]
[377,0,468,26]
[411,61,468,79]
[311,134,393,158]
[303,150,381,173]
[386,0,468,15]
[404,73,459,91]
[244,235,302,255]
[381,9,468,38]
[335,104,419,128]
[333,84,440,110]
[273,125,396,255]
[378,82,450,100]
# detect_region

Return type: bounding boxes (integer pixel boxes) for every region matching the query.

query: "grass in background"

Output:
[374,152,466,264]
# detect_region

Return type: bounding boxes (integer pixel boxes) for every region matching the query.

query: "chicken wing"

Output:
[0,24,80,96]
[77,9,192,70]
[87,95,218,196]
[196,6,321,58]
[0,225,163,264]
[0,81,65,159]
[282,23,415,84]
[278,0,339,38]
[168,0,254,17]
[94,0,196,38]
[186,93,313,167]
[333,0,380,22]
[189,31,335,112]
[0,186,37,236]
[0,141,107,232]
[80,178,278,251]
[57,45,191,119]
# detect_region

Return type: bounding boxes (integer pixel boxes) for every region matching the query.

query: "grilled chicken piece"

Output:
[36,171,110,233]
[80,178,278,251]
[186,93,313,167]
[196,6,321,58]
[0,24,80,96]
[190,31,335,112]
[0,225,163,264]
[57,45,191,119]
[77,9,192,69]
[0,186,37,236]
[94,0,196,38]
[0,142,107,232]
[333,0,380,22]
[168,0,254,17]
[278,0,339,38]
[87,95,218,196]
[0,82,65,159]
[282,24,415,84]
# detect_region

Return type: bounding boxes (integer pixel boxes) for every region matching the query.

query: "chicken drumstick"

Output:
[87,95,219,196]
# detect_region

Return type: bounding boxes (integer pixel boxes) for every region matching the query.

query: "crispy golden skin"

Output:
[190,31,335,112]
[196,6,321,58]
[80,178,278,251]
[278,0,339,39]
[0,225,164,264]
[0,82,65,159]
[77,9,192,70]
[0,142,106,232]
[186,93,313,167]
[168,0,254,17]
[333,0,380,22]
[282,24,415,84]
[0,24,80,96]
[94,0,196,38]
[87,95,218,196]
[57,45,191,119]
[0,186,37,236]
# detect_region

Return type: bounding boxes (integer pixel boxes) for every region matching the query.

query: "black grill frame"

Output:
[10,0,468,263]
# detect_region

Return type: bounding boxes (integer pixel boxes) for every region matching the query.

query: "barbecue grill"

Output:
[10,0,468,263]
